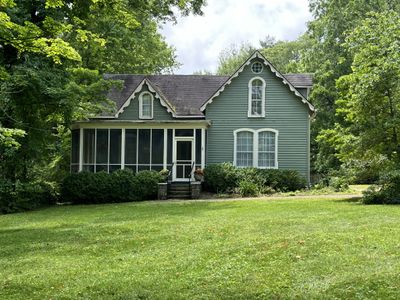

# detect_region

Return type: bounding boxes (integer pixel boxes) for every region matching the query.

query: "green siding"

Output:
[205,58,310,181]
[118,85,174,121]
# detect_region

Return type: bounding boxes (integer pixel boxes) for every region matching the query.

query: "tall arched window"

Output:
[248,77,266,117]
[139,92,153,119]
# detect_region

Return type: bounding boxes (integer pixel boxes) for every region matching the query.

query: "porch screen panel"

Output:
[167,129,173,165]
[151,129,163,171]
[195,129,201,166]
[125,129,137,172]
[83,129,95,172]
[175,129,194,137]
[138,129,150,171]
[96,129,109,172]
[109,129,121,172]
[71,129,79,173]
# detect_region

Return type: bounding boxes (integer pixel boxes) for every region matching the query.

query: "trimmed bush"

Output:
[204,163,307,194]
[204,163,240,193]
[132,170,163,200]
[61,169,163,204]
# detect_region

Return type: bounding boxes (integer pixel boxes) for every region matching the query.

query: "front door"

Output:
[173,138,194,181]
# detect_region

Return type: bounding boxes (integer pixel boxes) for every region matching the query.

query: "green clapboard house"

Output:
[71,51,315,184]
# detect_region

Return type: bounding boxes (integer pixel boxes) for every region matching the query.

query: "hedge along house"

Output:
[71,51,315,187]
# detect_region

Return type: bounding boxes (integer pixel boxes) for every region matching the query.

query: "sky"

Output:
[161,0,313,74]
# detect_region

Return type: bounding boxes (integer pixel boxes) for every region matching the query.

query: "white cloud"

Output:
[161,0,313,74]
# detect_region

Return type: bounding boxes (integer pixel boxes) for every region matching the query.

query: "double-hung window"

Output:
[234,129,278,168]
[248,77,266,117]
[236,131,254,167]
[139,92,153,119]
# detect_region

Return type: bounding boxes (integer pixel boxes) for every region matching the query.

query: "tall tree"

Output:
[319,11,400,176]
[303,0,400,174]
[0,0,205,187]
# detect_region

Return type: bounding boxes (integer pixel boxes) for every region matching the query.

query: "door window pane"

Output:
[177,141,192,161]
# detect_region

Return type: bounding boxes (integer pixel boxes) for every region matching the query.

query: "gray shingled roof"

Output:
[283,73,313,87]
[104,73,312,118]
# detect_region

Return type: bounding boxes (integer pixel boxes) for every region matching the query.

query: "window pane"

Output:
[83,129,95,164]
[236,131,253,167]
[96,129,109,164]
[138,129,150,164]
[152,129,164,164]
[251,100,262,115]
[71,129,79,164]
[141,94,152,118]
[258,131,276,168]
[125,129,137,164]
[109,129,121,164]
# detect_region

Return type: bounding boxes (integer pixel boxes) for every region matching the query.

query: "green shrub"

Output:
[238,180,259,197]
[362,171,400,204]
[0,179,58,214]
[204,163,240,193]
[204,163,307,194]
[61,169,163,204]
[132,170,163,200]
[328,176,349,192]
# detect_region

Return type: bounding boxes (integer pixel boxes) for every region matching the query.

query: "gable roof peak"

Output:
[200,50,315,115]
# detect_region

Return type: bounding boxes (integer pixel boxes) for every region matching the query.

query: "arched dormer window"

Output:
[139,92,153,119]
[248,77,266,118]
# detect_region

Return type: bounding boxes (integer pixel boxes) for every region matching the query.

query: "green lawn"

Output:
[1,196,400,299]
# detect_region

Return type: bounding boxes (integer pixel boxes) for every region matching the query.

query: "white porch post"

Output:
[121,128,125,169]
[201,128,206,169]
[163,129,167,170]
[79,128,83,172]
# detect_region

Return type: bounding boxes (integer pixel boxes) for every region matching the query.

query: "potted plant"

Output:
[194,168,204,181]
[159,169,169,182]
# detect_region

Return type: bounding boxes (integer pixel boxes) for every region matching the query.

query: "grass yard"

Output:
[1,196,400,299]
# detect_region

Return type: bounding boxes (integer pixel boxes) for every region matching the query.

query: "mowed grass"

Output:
[1,197,400,299]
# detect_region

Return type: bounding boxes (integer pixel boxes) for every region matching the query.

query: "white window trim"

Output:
[139,91,154,119]
[233,128,278,169]
[248,77,266,118]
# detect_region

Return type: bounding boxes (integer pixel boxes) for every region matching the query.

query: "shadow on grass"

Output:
[333,197,362,203]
